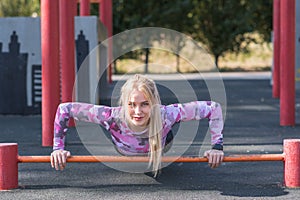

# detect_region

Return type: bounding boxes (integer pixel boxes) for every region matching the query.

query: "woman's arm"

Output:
[166,101,224,148]
[165,101,224,168]
[53,102,116,151]
[206,101,223,150]
[51,102,117,170]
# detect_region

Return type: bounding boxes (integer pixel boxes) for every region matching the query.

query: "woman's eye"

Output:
[142,102,149,106]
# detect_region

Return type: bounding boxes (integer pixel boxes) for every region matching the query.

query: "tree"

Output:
[113,0,193,72]
[249,0,273,42]
[187,0,272,68]
[0,0,40,17]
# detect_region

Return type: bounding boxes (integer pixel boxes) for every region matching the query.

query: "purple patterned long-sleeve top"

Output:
[53,101,224,155]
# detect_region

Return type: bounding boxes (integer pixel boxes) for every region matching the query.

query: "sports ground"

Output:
[1,72,300,199]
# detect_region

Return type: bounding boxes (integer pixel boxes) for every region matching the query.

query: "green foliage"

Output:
[0,0,272,69]
[249,0,273,42]
[113,0,192,34]
[0,0,40,17]
[90,3,99,16]
[113,0,272,69]
[112,0,193,71]
[187,0,272,67]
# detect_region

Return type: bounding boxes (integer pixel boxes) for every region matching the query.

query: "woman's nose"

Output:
[134,105,142,114]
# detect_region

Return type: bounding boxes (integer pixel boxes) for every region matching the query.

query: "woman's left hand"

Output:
[204,149,224,168]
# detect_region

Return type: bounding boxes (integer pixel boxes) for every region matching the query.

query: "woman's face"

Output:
[127,89,151,130]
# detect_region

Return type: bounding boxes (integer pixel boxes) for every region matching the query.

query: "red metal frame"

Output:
[100,0,113,83]
[80,0,91,16]
[279,0,295,126]
[41,0,60,146]
[272,0,280,98]
[60,0,76,104]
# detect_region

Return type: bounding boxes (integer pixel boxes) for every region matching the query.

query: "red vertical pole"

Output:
[280,0,295,126]
[272,0,280,98]
[41,0,60,146]
[100,0,113,83]
[284,139,300,188]
[60,0,76,103]
[74,1,78,16]
[0,143,18,190]
[80,0,90,16]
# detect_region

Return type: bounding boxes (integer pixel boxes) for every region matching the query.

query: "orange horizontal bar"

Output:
[18,154,284,163]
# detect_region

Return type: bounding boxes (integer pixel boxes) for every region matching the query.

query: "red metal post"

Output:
[272,0,280,98]
[284,139,300,188]
[60,0,76,103]
[74,1,78,16]
[0,143,18,190]
[100,0,113,83]
[41,0,60,146]
[100,0,112,42]
[60,0,76,127]
[80,0,90,16]
[280,0,295,126]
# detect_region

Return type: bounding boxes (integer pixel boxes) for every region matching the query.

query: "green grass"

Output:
[114,42,272,74]
[218,42,272,72]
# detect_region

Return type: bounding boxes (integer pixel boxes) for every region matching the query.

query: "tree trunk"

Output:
[144,48,149,73]
[176,54,180,73]
[215,55,219,69]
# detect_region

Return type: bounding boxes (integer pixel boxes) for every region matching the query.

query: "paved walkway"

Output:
[1,72,300,199]
[112,71,272,80]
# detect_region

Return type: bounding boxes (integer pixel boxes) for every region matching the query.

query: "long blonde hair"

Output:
[119,74,163,176]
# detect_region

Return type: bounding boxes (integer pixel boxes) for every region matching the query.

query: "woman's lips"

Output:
[133,116,143,121]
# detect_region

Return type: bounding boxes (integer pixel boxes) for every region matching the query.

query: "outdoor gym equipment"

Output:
[1,139,300,190]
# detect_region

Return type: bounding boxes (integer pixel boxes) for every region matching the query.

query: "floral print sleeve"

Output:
[53,102,117,150]
[163,101,224,150]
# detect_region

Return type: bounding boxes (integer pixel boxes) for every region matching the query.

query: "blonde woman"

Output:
[51,74,224,177]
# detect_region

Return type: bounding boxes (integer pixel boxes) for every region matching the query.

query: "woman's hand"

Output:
[204,149,224,168]
[50,150,71,171]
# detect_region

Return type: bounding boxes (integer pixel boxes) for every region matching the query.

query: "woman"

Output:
[51,74,224,177]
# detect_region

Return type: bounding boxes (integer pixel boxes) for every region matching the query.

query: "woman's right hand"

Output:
[50,150,71,171]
